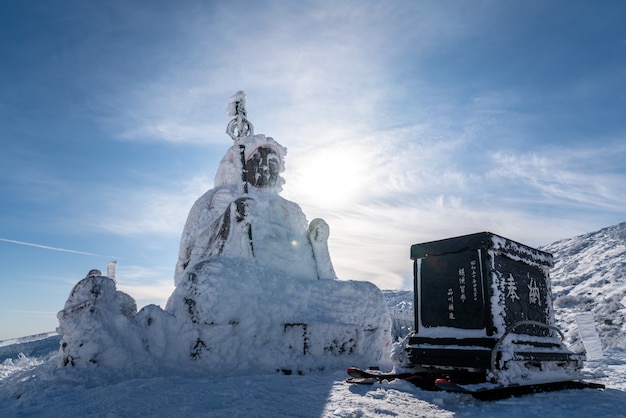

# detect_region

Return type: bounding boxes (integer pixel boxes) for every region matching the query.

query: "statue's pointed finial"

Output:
[226,90,253,142]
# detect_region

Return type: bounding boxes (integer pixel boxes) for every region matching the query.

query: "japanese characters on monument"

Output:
[458,267,467,303]
[470,259,479,302]
[442,253,483,323]
[447,287,455,320]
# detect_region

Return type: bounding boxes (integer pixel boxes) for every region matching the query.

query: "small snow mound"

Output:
[57,273,140,370]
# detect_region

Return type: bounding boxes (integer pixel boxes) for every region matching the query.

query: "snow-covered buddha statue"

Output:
[174,92,336,286]
[57,92,390,375]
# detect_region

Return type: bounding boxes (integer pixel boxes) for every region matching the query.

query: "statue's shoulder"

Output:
[186,185,238,223]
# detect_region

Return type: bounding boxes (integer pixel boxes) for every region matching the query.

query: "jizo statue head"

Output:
[246,146,279,189]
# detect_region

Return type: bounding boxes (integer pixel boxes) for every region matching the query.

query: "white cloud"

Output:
[115,264,175,308]
[278,121,626,289]
[96,1,476,146]
[488,143,626,212]
[81,175,212,237]
[50,0,625,292]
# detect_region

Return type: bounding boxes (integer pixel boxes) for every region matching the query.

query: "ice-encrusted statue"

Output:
[57,92,390,377]
[165,92,389,373]
[174,91,336,285]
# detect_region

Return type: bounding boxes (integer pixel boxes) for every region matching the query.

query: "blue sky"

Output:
[1,0,625,340]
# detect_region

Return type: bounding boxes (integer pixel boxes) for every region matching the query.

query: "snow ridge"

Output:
[544,222,626,351]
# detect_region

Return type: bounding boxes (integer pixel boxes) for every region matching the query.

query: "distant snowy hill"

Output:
[382,290,413,341]
[0,333,60,363]
[545,222,626,352]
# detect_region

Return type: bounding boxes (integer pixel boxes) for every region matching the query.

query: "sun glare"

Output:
[286,146,367,209]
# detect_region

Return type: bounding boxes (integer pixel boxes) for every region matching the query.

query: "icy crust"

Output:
[175,184,330,286]
[166,257,391,373]
[175,134,333,287]
[57,263,391,377]
[489,234,554,268]
[489,269,507,337]
[214,134,287,192]
[57,275,141,370]
[410,327,490,339]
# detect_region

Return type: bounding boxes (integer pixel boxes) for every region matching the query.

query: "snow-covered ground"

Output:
[1,332,625,417]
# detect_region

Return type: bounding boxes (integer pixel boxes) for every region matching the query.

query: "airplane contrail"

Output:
[0,238,119,259]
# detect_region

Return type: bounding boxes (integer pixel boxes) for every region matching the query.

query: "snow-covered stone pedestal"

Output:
[166,257,389,374]
[57,92,391,376]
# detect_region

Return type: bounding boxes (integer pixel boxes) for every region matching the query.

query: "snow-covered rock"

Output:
[57,270,138,370]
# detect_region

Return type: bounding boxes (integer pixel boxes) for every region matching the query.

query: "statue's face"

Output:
[246,146,279,189]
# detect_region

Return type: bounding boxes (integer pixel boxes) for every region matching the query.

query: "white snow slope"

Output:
[546,222,626,353]
[2,223,626,417]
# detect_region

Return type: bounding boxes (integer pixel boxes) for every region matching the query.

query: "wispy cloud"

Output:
[280,121,626,289]
[0,238,118,258]
[96,1,476,146]
[75,174,213,237]
[9,0,620,293]
[115,264,175,308]
[488,142,626,212]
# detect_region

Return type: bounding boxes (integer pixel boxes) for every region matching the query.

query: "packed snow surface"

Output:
[1,325,625,417]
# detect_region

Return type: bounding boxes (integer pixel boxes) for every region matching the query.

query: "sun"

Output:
[283,144,368,210]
